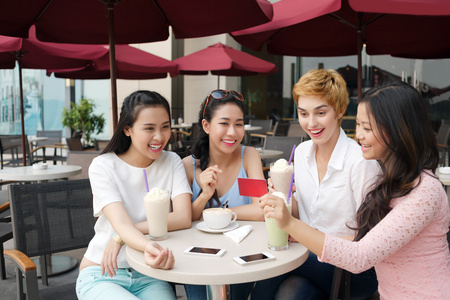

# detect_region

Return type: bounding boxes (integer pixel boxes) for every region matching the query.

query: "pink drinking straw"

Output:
[286,173,295,205]
[288,144,296,165]
[143,169,149,192]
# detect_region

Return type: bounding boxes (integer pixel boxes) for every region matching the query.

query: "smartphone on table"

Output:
[184,246,226,257]
[233,252,275,265]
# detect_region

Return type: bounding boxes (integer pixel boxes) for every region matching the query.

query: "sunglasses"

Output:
[202,89,244,119]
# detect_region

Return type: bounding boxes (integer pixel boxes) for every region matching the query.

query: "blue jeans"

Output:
[251,252,378,300]
[76,266,176,300]
[184,282,255,300]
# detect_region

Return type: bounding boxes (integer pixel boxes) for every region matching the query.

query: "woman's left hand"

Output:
[101,238,123,277]
[260,193,292,231]
[144,242,175,270]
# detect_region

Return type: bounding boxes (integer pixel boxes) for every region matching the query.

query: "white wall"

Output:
[121,39,173,102]
[182,34,240,124]
[100,33,247,128]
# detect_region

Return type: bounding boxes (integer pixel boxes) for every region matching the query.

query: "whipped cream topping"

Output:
[271,158,293,172]
[145,187,169,202]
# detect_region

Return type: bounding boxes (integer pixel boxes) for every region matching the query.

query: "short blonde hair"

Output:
[292,69,349,123]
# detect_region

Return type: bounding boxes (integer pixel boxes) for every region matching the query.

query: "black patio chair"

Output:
[287,123,309,141]
[437,123,450,166]
[4,179,95,300]
[0,201,13,280]
[34,130,67,164]
[0,135,23,168]
[0,180,19,280]
[330,267,351,300]
[66,151,101,180]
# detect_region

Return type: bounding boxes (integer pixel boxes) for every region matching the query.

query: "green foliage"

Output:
[62,97,105,145]
[246,89,261,116]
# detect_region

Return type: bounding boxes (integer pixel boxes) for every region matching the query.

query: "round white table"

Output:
[172,123,192,130]
[243,125,263,145]
[244,125,263,132]
[0,164,81,181]
[126,220,308,300]
[28,136,49,149]
[257,149,284,160]
[28,136,48,143]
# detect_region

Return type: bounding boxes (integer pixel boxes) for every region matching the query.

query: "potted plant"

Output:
[62,97,105,147]
[246,89,261,117]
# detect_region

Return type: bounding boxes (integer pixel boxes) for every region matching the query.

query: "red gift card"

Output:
[238,178,267,197]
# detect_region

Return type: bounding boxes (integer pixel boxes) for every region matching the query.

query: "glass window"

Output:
[240,47,450,133]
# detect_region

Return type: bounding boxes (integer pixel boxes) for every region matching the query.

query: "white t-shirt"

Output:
[84,151,192,267]
[294,128,381,236]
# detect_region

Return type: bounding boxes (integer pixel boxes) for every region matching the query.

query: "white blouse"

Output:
[84,151,192,267]
[294,128,381,236]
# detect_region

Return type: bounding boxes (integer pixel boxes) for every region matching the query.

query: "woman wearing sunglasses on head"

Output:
[182,89,265,300]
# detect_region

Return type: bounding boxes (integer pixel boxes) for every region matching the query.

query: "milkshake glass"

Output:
[265,191,292,250]
[144,187,170,240]
[270,158,294,196]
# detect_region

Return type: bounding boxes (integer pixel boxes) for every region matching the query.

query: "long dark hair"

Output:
[101,90,171,155]
[353,81,439,241]
[192,90,245,207]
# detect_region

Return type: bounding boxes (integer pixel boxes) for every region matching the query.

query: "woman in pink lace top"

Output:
[260,82,450,299]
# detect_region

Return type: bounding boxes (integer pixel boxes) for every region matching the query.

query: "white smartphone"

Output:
[184,246,226,257]
[233,252,275,265]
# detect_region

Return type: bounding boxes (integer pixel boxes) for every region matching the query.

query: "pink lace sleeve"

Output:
[319,174,447,273]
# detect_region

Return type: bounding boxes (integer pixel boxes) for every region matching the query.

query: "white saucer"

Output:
[196,221,239,233]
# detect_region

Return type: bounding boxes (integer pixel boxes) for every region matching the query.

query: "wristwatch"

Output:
[112,232,125,246]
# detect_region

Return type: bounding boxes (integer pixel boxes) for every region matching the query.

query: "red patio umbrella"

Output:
[231,0,450,100]
[47,44,178,80]
[0,0,274,129]
[173,43,278,88]
[0,27,108,166]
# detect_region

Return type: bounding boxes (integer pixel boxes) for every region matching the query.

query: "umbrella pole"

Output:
[217,74,220,89]
[357,13,363,102]
[17,56,27,166]
[107,2,118,131]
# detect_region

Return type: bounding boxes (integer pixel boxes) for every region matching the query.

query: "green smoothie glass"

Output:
[265,192,292,250]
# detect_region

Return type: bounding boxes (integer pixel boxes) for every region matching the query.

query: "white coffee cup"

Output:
[202,208,237,229]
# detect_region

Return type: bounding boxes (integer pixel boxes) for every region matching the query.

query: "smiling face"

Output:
[356,102,388,162]
[297,95,342,149]
[202,103,245,154]
[124,105,171,167]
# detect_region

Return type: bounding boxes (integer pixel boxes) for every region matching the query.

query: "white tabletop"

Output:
[28,136,48,142]
[126,220,308,285]
[244,125,263,132]
[0,165,82,181]
[258,149,284,160]
[172,123,192,130]
[243,126,264,145]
